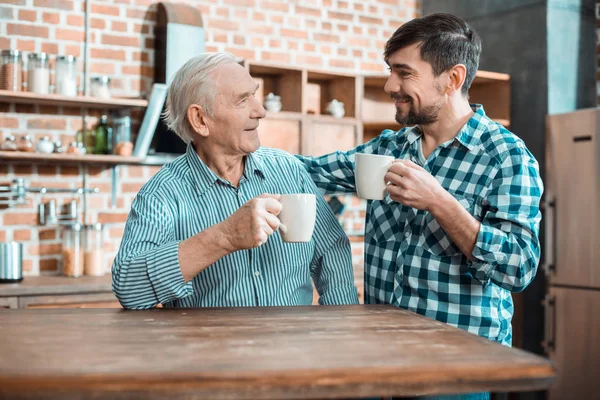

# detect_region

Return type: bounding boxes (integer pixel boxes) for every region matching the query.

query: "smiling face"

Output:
[384,43,447,126]
[204,63,266,156]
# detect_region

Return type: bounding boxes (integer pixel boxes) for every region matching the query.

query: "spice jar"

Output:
[0,49,23,91]
[53,140,63,153]
[84,223,104,276]
[62,223,84,278]
[54,55,77,97]
[17,135,34,152]
[27,52,50,95]
[35,136,54,154]
[1,135,18,151]
[66,141,78,154]
[90,76,111,98]
[112,113,131,153]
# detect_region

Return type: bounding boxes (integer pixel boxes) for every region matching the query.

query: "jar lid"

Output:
[28,52,49,61]
[41,136,51,141]
[57,55,76,62]
[85,223,103,231]
[65,223,83,231]
[91,76,111,84]
[0,49,21,59]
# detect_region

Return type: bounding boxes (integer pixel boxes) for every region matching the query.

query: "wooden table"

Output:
[0,305,554,399]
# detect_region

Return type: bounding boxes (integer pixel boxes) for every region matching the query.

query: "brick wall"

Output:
[0,0,420,276]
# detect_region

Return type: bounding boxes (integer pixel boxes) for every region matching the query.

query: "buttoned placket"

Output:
[239,175,267,306]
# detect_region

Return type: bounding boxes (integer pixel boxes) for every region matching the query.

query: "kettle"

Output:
[0,242,23,283]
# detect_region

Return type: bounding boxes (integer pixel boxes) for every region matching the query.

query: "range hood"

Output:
[133,2,205,165]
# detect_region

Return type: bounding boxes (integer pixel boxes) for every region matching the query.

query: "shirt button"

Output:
[254,271,260,277]
[404,232,410,238]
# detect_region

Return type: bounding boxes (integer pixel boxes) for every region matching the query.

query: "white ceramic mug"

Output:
[355,153,395,200]
[278,194,316,243]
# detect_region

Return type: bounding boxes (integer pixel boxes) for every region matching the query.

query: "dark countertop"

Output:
[0,275,113,297]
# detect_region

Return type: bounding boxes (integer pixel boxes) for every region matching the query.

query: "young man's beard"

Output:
[395,99,443,126]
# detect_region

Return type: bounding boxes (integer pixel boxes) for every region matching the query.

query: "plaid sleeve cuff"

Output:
[468,223,509,285]
[146,241,194,304]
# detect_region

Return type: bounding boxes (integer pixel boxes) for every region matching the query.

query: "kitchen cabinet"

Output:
[545,107,600,399]
[544,287,600,400]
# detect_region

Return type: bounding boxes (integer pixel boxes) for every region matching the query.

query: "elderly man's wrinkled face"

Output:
[207,63,266,155]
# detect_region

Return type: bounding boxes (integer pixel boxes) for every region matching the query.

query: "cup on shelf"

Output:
[90,76,111,98]
[264,92,282,113]
[326,99,345,118]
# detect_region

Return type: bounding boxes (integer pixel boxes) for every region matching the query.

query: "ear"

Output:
[445,64,468,96]
[187,104,210,138]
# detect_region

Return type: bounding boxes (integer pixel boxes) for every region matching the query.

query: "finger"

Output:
[386,184,405,203]
[389,162,411,177]
[385,171,402,186]
[255,231,269,247]
[264,212,281,232]
[261,197,283,215]
[401,159,425,171]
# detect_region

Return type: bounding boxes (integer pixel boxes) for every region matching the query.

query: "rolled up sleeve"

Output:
[112,194,193,309]
[468,146,543,292]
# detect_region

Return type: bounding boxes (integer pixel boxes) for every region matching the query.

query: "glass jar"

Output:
[27,52,50,95]
[1,135,18,151]
[35,136,54,154]
[53,140,63,153]
[112,113,131,152]
[17,135,34,152]
[0,49,23,92]
[62,223,83,278]
[55,55,78,97]
[90,76,111,98]
[84,223,104,276]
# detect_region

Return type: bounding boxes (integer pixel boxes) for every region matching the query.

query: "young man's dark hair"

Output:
[384,13,482,96]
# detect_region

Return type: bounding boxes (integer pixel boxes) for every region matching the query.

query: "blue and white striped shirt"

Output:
[112,145,359,309]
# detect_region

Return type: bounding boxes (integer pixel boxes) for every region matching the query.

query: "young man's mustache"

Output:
[391,93,412,102]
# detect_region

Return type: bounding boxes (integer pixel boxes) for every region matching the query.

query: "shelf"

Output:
[0,90,148,109]
[263,111,303,121]
[363,121,402,131]
[472,70,510,84]
[0,151,143,165]
[305,115,358,125]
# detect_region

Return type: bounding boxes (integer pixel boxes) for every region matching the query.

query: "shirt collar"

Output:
[402,104,490,153]
[185,144,266,196]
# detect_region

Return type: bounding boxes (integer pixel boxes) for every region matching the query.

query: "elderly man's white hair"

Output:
[163,52,238,144]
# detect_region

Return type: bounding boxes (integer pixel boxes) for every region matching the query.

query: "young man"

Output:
[297,14,543,400]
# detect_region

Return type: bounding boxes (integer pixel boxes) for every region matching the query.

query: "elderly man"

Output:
[112,52,358,309]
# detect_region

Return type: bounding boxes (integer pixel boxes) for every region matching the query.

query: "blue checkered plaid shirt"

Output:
[297,105,543,346]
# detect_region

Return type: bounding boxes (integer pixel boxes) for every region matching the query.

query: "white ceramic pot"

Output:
[264,92,282,113]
